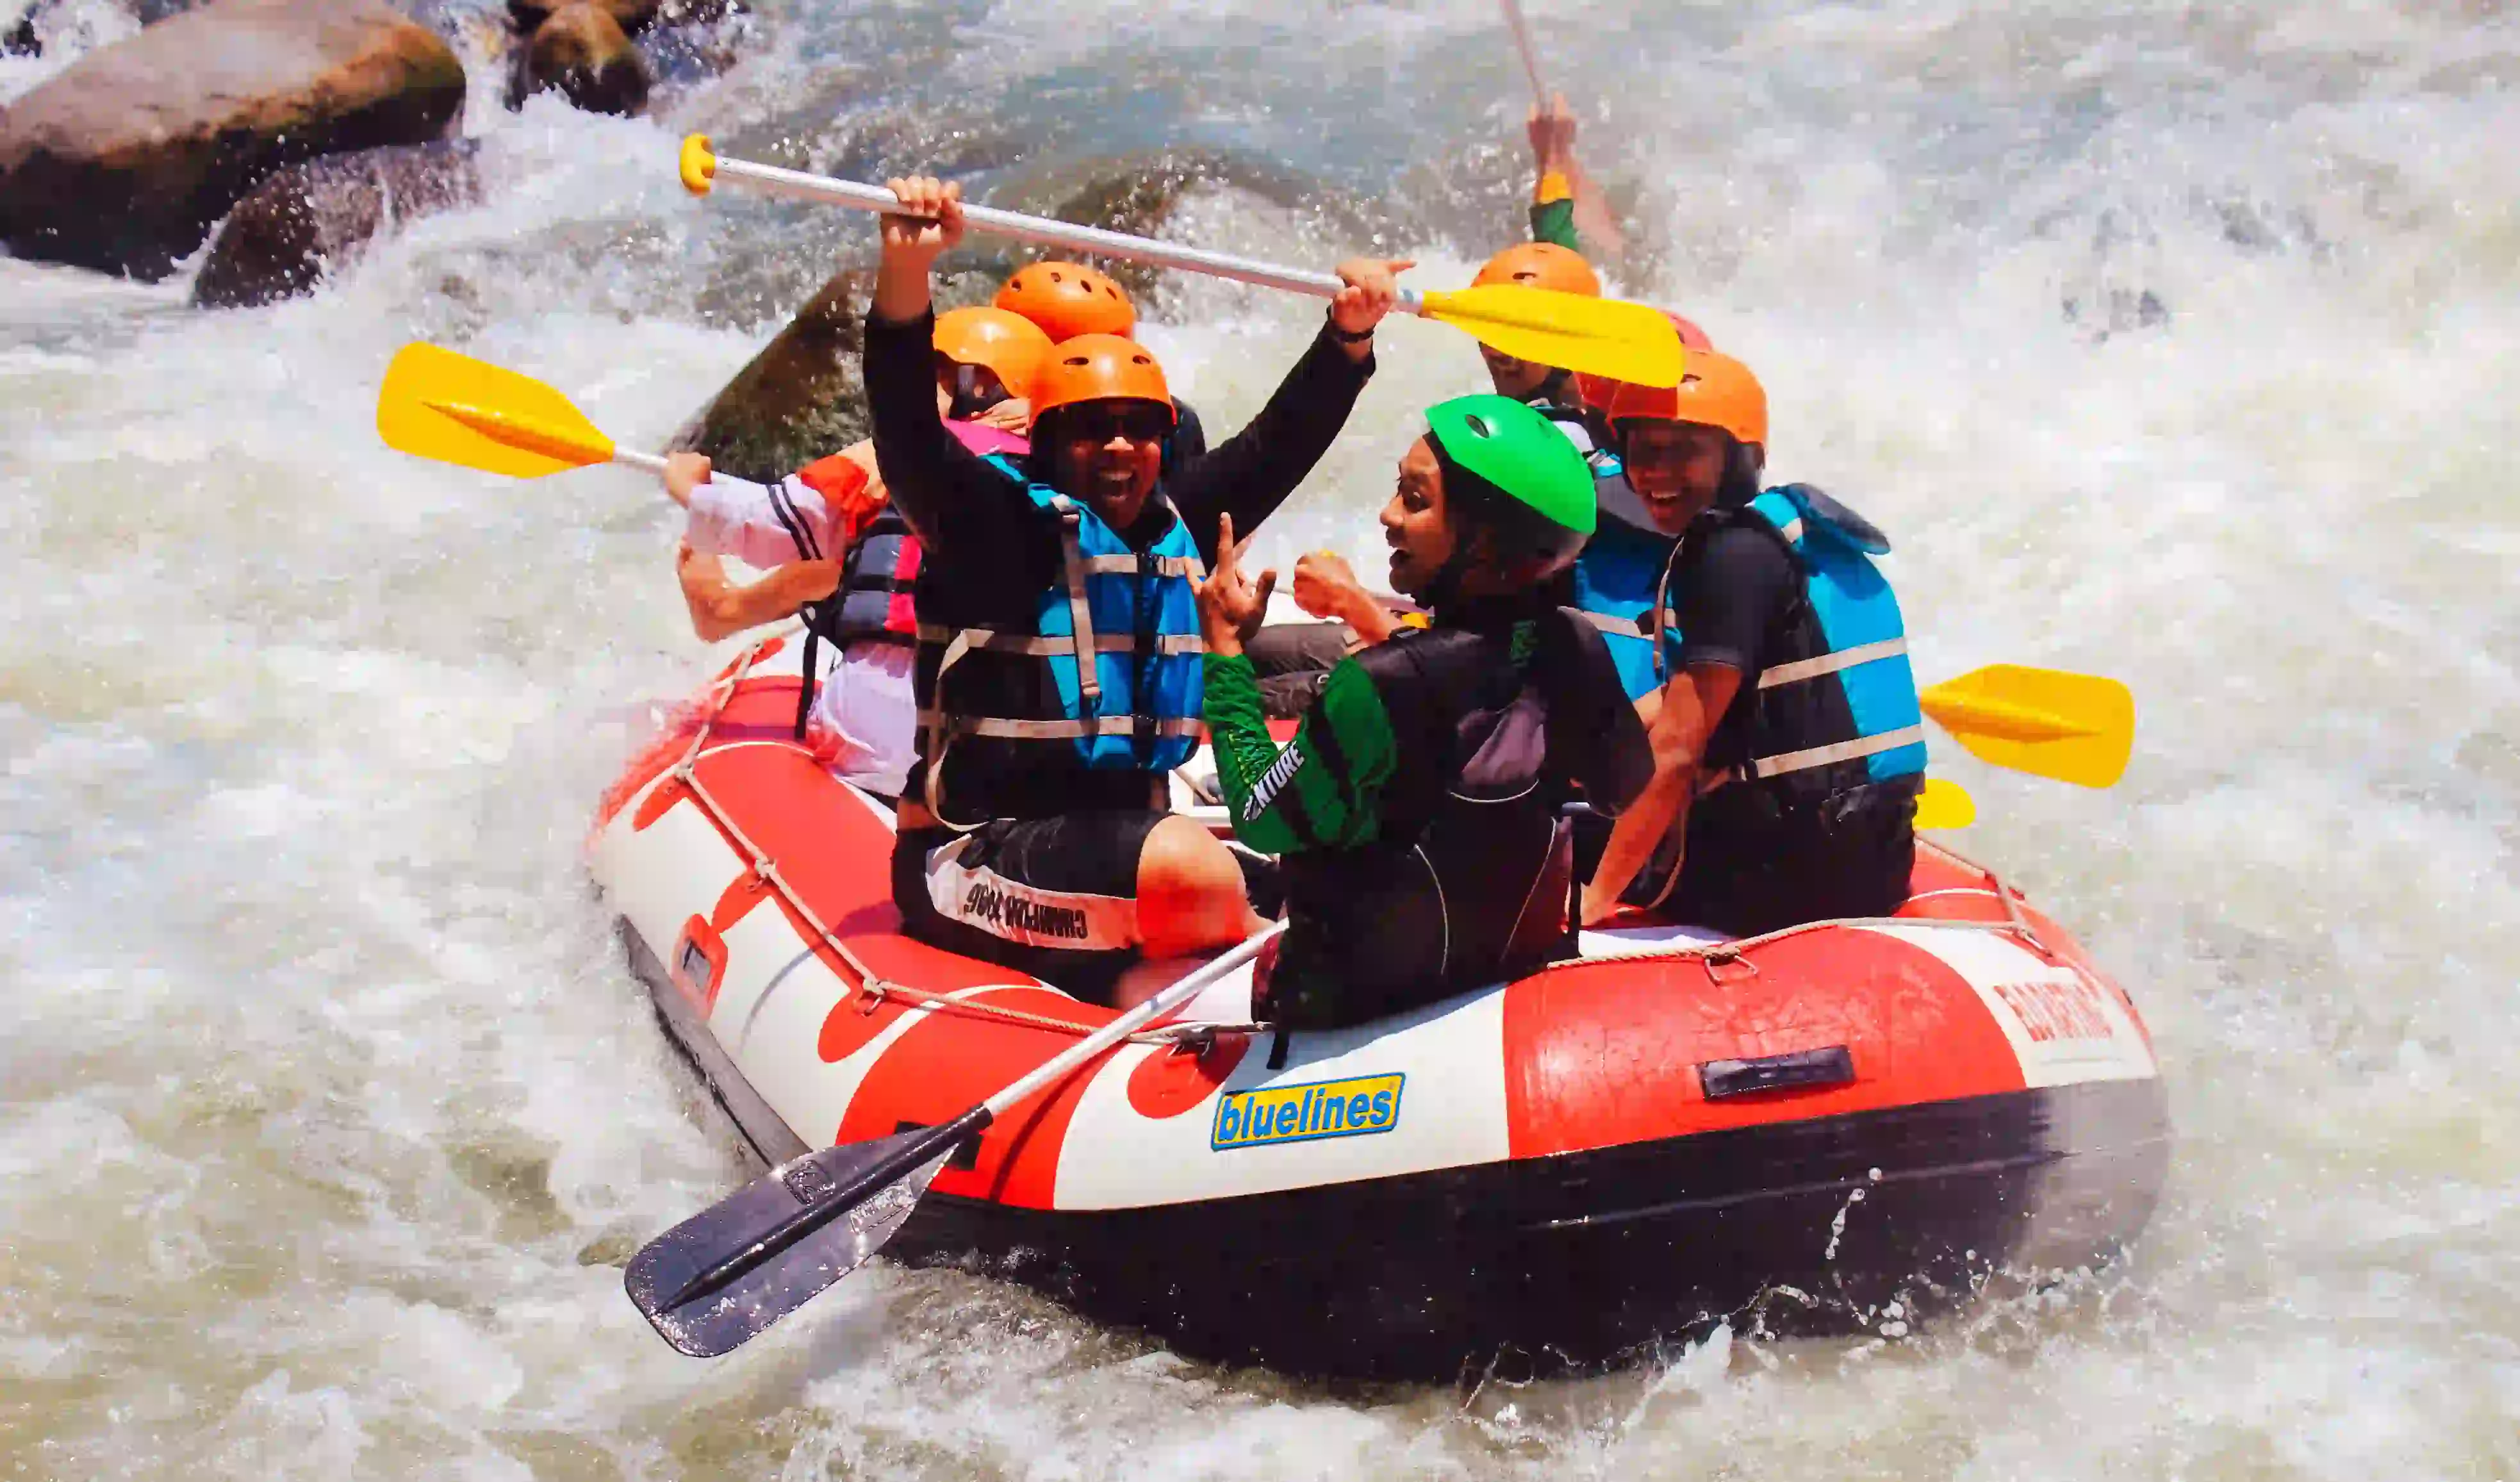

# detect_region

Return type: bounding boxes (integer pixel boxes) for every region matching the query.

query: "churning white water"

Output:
[5,0,2517,1476]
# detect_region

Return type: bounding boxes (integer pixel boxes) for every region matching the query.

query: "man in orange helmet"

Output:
[1580,354,1929,935]
[864,174,1408,1005]
[657,304,1052,795]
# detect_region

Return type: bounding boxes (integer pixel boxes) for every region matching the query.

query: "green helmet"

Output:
[1424,393,1595,581]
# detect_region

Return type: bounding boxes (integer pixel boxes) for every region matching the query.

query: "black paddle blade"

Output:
[624,1124,960,1358]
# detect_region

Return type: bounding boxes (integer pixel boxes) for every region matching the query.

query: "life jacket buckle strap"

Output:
[1054,500,1103,711]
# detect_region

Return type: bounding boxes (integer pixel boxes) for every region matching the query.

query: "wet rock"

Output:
[192,139,482,309]
[669,266,1001,481]
[670,268,873,482]
[3,12,35,55]
[0,0,465,280]
[506,0,654,35]
[509,2,652,117]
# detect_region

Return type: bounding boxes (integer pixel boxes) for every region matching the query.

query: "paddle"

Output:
[675,135,1684,390]
[1914,776,1977,830]
[378,343,666,478]
[626,922,1287,1358]
[1920,664,2134,789]
[1500,0,1550,103]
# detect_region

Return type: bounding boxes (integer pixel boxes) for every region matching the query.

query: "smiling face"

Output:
[1048,399,1169,530]
[1381,438,1461,599]
[1618,419,1734,534]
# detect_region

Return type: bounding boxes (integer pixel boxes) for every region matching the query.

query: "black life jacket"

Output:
[1264,607,1649,1028]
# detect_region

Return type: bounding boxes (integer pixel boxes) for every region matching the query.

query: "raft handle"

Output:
[1699,1046,1856,1101]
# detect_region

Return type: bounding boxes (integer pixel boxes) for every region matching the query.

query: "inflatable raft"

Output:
[593,636,2171,1376]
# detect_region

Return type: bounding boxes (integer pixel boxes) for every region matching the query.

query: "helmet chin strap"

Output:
[948,363,1010,422]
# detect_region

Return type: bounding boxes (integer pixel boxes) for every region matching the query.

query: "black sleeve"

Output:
[1536,607,1654,812]
[1672,523,1799,678]
[863,307,1036,578]
[1165,398,1208,472]
[1167,325,1374,566]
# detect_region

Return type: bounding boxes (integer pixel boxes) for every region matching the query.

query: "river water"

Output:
[4,1,2517,1477]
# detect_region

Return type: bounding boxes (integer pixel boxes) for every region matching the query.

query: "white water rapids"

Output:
[4,1,2517,1476]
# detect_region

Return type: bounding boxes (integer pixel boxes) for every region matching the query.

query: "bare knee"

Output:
[1137,816,1262,958]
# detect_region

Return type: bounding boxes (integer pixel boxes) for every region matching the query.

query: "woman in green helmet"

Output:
[1195,395,1653,1028]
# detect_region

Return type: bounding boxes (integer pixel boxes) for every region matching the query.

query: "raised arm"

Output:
[863,176,1032,561]
[1527,94,1625,261]
[1167,258,1406,566]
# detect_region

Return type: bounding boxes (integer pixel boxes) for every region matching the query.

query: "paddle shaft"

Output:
[614,448,668,475]
[661,921,1286,1310]
[1500,0,1549,101]
[705,154,1431,315]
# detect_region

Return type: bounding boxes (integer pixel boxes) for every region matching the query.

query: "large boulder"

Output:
[671,268,872,482]
[508,2,650,116]
[192,138,482,308]
[669,267,996,481]
[0,0,465,279]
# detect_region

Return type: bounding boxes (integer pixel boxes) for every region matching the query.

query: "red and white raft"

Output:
[593,637,2170,1376]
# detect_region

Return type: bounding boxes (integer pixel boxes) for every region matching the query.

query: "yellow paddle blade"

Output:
[1418,284,1685,388]
[1920,664,2135,789]
[377,343,618,479]
[1915,777,1977,830]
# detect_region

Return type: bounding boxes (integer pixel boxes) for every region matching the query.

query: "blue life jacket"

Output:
[1568,516,1681,702]
[916,455,1207,816]
[1687,484,1927,804]
[1527,398,1681,702]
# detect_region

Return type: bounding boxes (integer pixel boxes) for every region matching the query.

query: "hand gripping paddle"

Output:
[675,135,1685,390]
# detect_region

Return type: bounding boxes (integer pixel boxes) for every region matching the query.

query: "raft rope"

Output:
[656,636,2069,1049]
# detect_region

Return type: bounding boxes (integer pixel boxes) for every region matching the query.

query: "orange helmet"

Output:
[932,306,1053,402]
[994,261,1137,341]
[1607,348,1768,448]
[1472,242,1601,297]
[1030,334,1174,422]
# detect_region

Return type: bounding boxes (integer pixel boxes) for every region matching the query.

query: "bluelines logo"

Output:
[1211,1073,1403,1151]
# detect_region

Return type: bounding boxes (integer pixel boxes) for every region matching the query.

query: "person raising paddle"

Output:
[866,173,1408,1006]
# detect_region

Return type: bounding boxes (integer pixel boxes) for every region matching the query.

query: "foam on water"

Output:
[5,0,2519,1477]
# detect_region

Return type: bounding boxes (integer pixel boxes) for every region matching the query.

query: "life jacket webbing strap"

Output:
[1757,636,1909,690]
[1747,723,1927,780]
[918,711,1204,742]
[1084,554,1204,578]
[1580,607,1681,644]
[1649,535,1691,686]
[914,625,1205,658]
[1053,499,1102,709]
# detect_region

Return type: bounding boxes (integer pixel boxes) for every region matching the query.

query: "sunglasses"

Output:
[1062,402,1171,446]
